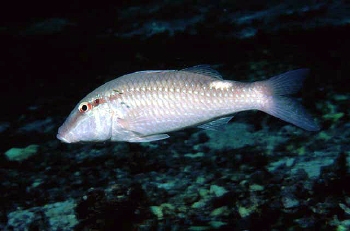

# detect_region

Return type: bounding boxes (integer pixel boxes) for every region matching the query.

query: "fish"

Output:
[57,65,319,143]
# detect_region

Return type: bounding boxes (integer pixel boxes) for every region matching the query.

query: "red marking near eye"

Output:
[93,97,107,106]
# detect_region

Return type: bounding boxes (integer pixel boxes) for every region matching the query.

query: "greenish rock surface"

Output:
[5,144,39,161]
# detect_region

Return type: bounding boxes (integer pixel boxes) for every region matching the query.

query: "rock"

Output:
[5,144,39,161]
[210,185,228,197]
[7,200,78,231]
[150,206,163,220]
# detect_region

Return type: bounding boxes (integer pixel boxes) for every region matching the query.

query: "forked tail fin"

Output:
[259,69,320,131]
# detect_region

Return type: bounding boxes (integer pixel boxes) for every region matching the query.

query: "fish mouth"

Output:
[57,132,72,143]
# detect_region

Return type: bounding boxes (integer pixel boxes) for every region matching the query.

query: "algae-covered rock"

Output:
[7,200,78,230]
[5,144,39,161]
[210,185,228,197]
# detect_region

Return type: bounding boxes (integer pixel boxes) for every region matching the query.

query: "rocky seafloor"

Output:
[0,1,349,230]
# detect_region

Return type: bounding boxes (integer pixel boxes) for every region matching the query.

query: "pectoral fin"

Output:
[128,134,170,142]
[198,116,233,131]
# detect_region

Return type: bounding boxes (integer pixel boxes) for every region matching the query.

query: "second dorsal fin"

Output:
[181,65,223,80]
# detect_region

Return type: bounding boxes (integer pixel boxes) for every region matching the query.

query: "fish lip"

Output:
[57,132,72,143]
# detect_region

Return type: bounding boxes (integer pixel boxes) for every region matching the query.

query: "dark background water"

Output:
[0,1,349,230]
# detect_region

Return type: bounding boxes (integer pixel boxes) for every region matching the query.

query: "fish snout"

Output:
[57,126,76,143]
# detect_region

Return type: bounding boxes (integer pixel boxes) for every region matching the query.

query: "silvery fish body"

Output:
[57,65,319,143]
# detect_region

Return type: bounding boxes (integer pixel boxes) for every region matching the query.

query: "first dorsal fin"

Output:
[181,65,223,80]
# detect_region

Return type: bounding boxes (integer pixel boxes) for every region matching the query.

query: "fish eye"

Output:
[79,102,92,113]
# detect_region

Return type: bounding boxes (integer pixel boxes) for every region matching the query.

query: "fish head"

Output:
[57,97,112,143]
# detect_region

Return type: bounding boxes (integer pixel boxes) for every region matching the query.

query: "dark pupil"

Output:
[81,104,88,111]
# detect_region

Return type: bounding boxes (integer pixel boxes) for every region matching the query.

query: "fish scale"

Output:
[57,65,319,143]
[114,71,224,135]
[114,71,243,133]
